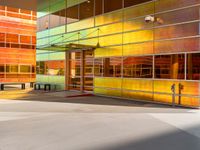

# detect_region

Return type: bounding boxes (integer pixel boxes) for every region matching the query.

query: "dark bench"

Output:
[34,83,56,91]
[0,82,26,91]
[30,82,35,88]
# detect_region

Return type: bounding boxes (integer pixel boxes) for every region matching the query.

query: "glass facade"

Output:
[0,5,36,83]
[37,0,200,107]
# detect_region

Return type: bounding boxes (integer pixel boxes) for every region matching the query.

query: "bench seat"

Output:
[0,82,26,90]
[34,83,56,91]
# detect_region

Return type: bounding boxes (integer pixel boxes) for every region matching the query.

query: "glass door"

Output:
[68,49,94,92]
[69,51,81,91]
[83,50,94,91]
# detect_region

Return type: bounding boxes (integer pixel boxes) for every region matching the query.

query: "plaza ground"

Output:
[0,87,200,150]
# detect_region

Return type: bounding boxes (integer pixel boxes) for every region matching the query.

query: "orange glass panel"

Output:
[0,33,5,41]
[20,9,31,15]
[6,34,19,43]
[0,5,36,83]
[7,7,19,13]
[0,6,5,10]
[32,36,36,44]
[7,12,20,18]
[20,35,31,44]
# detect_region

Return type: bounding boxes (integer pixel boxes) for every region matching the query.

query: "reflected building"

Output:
[37,0,200,107]
[0,6,36,83]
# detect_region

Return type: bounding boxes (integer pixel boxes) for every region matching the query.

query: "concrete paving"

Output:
[0,88,200,150]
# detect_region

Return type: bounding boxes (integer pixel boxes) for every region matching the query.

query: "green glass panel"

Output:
[49,25,65,36]
[37,30,49,39]
[36,53,49,61]
[48,52,65,60]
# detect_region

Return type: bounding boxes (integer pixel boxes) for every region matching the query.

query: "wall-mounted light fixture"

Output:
[145,15,164,24]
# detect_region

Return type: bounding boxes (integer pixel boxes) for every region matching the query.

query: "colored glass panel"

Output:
[0,5,36,83]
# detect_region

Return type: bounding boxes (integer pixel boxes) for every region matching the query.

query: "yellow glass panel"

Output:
[80,28,99,39]
[94,87,122,97]
[122,79,153,92]
[122,90,153,101]
[123,42,153,56]
[63,32,79,42]
[123,18,153,32]
[180,97,200,107]
[153,80,200,106]
[99,34,122,47]
[123,30,153,44]
[99,22,123,36]
[94,77,122,89]
[154,80,199,96]
[153,94,174,104]
[95,10,123,26]
[95,46,122,58]
[67,18,94,33]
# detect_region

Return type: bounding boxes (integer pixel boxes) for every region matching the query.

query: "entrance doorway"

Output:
[67,49,94,92]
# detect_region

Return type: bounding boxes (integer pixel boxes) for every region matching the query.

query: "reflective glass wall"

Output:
[37,0,200,107]
[0,5,36,83]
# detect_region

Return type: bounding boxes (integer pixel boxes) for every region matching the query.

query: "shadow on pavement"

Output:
[8,89,189,110]
[0,87,192,112]
[89,125,200,150]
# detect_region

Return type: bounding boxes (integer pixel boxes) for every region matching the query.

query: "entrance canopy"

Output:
[36,43,98,52]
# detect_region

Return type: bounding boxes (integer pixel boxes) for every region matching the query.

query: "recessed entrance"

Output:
[67,49,94,92]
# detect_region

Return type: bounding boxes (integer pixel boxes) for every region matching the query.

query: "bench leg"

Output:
[30,82,34,88]
[49,85,51,91]
[34,84,37,90]
[21,84,25,90]
[0,84,4,91]
[44,85,46,91]
[38,84,41,90]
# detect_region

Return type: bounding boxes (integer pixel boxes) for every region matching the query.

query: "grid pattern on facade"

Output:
[36,0,200,107]
[0,5,36,83]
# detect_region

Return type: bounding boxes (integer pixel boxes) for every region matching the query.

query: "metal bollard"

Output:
[178,83,184,105]
[171,84,176,107]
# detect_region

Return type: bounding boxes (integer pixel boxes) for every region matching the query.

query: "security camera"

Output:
[145,15,155,23]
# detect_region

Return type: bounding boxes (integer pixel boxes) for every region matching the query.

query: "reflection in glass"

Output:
[7,65,18,73]
[49,11,61,28]
[84,51,93,77]
[94,57,123,77]
[124,0,152,8]
[20,65,31,73]
[104,0,123,13]
[123,56,153,78]
[69,77,81,90]
[155,54,185,79]
[94,58,103,77]
[37,61,65,76]
[0,65,5,72]
[187,53,200,80]
[79,0,94,20]
[66,5,79,24]
[155,6,199,27]
[155,0,200,12]
[95,0,103,15]
[37,15,49,31]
